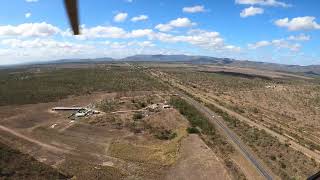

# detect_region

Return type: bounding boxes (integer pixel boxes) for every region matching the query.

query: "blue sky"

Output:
[0,0,319,65]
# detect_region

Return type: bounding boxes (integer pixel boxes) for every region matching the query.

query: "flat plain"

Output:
[0,64,232,180]
[0,62,319,179]
[151,64,320,179]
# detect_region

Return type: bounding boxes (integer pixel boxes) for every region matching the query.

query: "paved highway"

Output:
[178,92,274,180]
[146,68,274,179]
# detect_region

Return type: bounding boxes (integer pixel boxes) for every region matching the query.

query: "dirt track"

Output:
[0,90,233,179]
[0,125,71,154]
[165,134,231,180]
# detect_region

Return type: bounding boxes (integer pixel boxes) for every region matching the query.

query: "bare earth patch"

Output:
[165,134,231,180]
[0,91,232,179]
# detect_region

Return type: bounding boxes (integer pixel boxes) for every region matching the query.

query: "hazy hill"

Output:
[122,54,202,62]
[2,54,320,76]
[122,55,320,76]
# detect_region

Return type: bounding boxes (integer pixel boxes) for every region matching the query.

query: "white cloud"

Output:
[1,38,90,49]
[131,15,148,22]
[275,16,320,31]
[0,38,100,65]
[0,19,243,64]
[223,45,241,52]
[248,40,271,48]
[136,41,155,47]
[63,24,239,53]
[155,18,196,32]
[272,39,301,51]
[152,29,240,52]
[155,24,173,32]
[235,0,291,7]
[130,41,155,47]
[1,38,93,56]
[248,39,301,51]
[0,22,242,65]
[0,38,168,65]
[25,12,32,18]
[25,0,38,2]
[170,18,196,27]
[0,22,60,37]
[183,5,205,13]
[104,41,155,48]
[287,34,310,41]
[70,26,127,40]
[240,6,264,17]
[128,29,153,38]
[63,25,154,40]
[113,12,128,22]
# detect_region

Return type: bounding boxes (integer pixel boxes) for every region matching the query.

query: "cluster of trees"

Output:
[170,97,234,154]
[0,67,166,106]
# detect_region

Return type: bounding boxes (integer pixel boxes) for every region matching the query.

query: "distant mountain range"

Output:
[122,54,204,62]
[34,57,115,65]
[2,54,320,76]
[121,55,320,76]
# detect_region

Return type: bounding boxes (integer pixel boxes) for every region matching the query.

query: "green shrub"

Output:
[134,101,147,109]
[155,130,177,140]
[170,97,214,134]
[133,112,143,120]
[170,97,234,154]
[99,99,117,112]
[186,127,200,134]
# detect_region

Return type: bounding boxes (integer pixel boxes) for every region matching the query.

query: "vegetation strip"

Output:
[170,96,246,180]
[157,69,320,179]
[206,103,320,179]
[0,67,166,106]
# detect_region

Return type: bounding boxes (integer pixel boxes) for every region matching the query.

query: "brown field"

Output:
[0,90,231,179]
[2,63,319,180]
[149,65,320,179]
[161,66,320,151]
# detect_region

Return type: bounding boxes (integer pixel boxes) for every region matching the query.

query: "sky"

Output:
[0,0,319,65]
